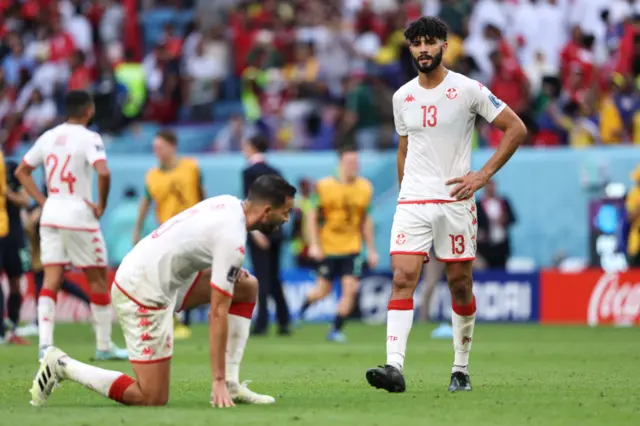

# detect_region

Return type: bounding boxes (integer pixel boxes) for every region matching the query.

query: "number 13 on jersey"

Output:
[421,105,437,128]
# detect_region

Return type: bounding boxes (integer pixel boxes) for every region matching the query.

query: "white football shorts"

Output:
[40,226,108,268]
[389,199,478,262]
[110,270,202,363]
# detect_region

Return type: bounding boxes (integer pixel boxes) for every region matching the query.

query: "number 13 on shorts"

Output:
[389,200,478,262]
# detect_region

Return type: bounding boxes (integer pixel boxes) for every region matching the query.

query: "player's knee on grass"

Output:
[233,272,258,303]
[446,263,473,305]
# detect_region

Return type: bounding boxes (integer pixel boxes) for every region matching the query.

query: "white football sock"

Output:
[226,313,251,385]
[452,297,477,374]
[91,303,112,352]
[38,295,56,348]
[59,355,124,397]
[386,299,414,373]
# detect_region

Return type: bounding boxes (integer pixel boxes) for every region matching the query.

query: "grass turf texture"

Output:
[1,323,639,426]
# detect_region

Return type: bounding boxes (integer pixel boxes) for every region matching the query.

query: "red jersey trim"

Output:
[40,224,100,232]
[113,281,168,310]
[177,271,203,312]
[129,356,172,364]
[397,198,469,205]
[21,159,36,170]
[211,282,232,298]
[390,251,430,263]
[435,257,475,263]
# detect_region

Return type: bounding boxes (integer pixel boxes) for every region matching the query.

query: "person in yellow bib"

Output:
[300,148,378,342]
[133,130,205,339]
[0,150,10,343]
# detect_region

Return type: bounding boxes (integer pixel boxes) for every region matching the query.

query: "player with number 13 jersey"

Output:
[366,17,526,394]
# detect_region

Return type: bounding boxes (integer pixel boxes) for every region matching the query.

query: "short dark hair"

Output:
[404,16,448,42]
[156,129,178,146]
[338,146,358,157]
[65,90,93,118]
[247,134,269,153]
[248,175,297,207]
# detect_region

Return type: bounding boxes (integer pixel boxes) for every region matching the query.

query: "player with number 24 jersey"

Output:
[21,122,108,267]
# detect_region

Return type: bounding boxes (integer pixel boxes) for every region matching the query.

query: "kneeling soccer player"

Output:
[30,175,296,407]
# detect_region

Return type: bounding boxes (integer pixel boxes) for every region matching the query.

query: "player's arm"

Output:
[6,186,30,208]
[86,135,110,217]
[197,168,206,201]
[209,234,244,408]
[133,185,151,244]
[93,160,111,217]
[392,91,409,188]
[362,210,378,268]
[397,135,408,187]
[15,142,46,206]
[477,107,526,181]
[448,85,527,199]
[305,188,323,259]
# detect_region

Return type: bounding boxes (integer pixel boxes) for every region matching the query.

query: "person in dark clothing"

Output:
[242,134,291,336]
[476,180,516,269]
[1,160,31,344]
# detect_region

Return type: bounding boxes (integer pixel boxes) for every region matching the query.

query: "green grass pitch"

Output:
[1,323,639,426]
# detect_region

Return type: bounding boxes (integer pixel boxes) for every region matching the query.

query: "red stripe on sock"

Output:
[91,293,111,306]
[108,374,136,404]
[452,296,476,316]
[39,289,58,302]
[228,302,256,319]
[388,298,414,311]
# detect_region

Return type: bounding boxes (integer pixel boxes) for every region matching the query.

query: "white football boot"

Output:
[30,346,66,407]
[228,380,276,404]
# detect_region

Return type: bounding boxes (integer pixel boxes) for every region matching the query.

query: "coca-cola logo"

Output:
[587,273,640,326]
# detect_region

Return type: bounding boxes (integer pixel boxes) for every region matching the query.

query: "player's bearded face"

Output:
[412,45,444,74]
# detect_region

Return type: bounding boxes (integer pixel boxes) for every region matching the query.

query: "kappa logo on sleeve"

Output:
[489,94,503,109]
[227,266,241,283]
[94,144,104,152]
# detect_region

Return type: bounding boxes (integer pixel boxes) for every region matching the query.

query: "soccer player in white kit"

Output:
[30,175,296,408]
[15,90,127,361]
[365,17,526,393]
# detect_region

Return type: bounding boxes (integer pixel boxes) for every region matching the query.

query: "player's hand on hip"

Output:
[211,380,235,408]
[367,251,379,269]
[84,200,104,219]
[308,244,324,261]
[446,171,490,200]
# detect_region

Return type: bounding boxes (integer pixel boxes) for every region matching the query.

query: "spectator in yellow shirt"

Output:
[625,166,640,266]
[600,75,639,144]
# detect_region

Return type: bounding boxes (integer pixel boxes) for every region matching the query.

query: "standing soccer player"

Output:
[30,175,296,408]
[15,90,127,361]
[365,17,526,392]
[301,148,378,342]
[132,129,205,340]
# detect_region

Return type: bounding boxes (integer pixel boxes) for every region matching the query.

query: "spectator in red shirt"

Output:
[49,19,76,62]
[161,24,183,60]
[489,49,530,115]
[68,50,93,91]
[560,25,583,86]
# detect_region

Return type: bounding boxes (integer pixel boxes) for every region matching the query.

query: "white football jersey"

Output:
[393,71,506,202]
[22,123,107,230]
[115,195,247,308]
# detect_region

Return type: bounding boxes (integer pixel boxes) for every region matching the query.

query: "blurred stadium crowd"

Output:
[0,0,638,154]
